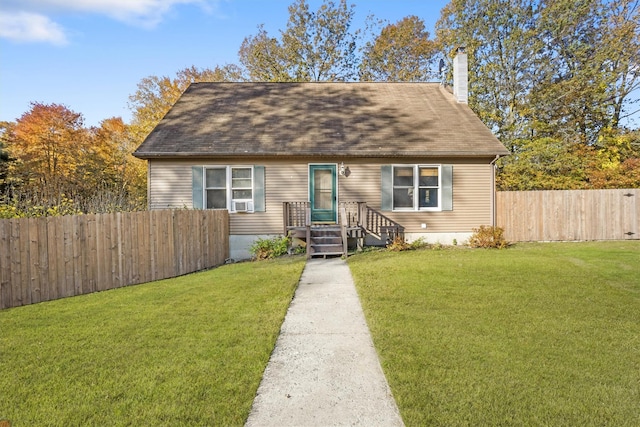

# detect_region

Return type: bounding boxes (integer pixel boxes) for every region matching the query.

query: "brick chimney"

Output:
[453,47,468,104]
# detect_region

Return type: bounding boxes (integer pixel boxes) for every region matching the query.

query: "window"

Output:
[193,165,265,212]
[392,165,441,211]
[204,166,253,212]
[418,167,439,208]
[205,168,227,209]
[231,168,253,201]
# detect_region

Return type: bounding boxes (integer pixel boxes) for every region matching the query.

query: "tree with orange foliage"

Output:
[585,130,640,189]
[90,117,146,208]
[3,107,147,215]
[9,102,89,200]
[360,16,437,82]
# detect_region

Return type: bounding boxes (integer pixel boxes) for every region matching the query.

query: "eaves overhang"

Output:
[133,150,510,160]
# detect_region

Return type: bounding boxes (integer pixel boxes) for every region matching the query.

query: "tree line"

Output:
[1,0,639,217]
[437,0,640,190]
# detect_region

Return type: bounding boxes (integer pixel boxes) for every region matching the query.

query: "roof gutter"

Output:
[133,151,509,160]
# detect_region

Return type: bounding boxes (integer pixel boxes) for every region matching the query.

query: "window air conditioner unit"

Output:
[232,200,254,213]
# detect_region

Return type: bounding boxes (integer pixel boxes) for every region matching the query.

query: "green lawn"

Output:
[0,256,305,427]
[349,241,640,426]
[3,243,638,426]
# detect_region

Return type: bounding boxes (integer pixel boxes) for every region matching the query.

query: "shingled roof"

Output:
[133,82,508,159]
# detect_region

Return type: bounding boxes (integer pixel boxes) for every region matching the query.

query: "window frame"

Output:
[203,165,255,213]
[391,164,442,212]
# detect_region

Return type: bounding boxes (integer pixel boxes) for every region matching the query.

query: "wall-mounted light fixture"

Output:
[339,162,351,177]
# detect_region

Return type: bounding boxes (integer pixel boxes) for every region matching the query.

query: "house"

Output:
[134,51,509,260]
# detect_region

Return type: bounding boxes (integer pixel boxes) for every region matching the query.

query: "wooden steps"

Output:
[308,226,344,258]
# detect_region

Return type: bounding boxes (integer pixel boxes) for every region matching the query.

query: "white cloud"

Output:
[0,11,68,45]
[0,0,222,44]
[3,0,219,28]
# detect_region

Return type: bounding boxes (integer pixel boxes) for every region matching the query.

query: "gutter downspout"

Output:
[490,155,500,227]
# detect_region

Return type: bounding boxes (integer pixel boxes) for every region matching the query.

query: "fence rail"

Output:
[0,209,229,310]
[496,189,639,242]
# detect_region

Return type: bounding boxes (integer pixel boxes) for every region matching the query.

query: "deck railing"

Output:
[363,205,405,242]
[283,201,404,242]
[283,201,310,233]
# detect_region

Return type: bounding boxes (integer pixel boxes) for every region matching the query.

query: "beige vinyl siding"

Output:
[338,159,493,233]
[382,164,493,232]
[148,161,193,209]
[148,157,495,235]
[148,159,308,235]
[234,162,308,235]
[338,159,379,208]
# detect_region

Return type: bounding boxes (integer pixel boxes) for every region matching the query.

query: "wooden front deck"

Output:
[283,201,404,258]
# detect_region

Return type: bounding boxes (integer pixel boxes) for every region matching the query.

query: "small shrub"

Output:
[387,237,429,252]
[409,237,428,250]
[290,245,306,255]
[387,236,410,251]
[468,225,509,249]
[250,235,291,260]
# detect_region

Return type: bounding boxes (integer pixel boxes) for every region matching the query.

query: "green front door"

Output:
[309,164,337,223]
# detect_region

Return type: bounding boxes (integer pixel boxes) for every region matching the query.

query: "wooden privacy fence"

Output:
[0,209,229,310]
[496,189,639,242]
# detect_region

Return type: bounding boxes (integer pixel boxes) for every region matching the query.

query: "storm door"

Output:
[309,164,337,223]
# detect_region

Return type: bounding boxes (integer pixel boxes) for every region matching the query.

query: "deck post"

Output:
[305,207,311,259]
[283,202,289,235]
[340,205,348,257]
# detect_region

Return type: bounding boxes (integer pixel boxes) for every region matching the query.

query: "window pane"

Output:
[419,168,439,186]
[313,169,333,210]
[393,167,414,187]
[232,168,252,189]
[232,168,251,179]
[393,188,414,208]
[206,169,226,188]
[232,189,252,200]
[232,178,252,188]
[206,189,226,209]
[419,188,438,208]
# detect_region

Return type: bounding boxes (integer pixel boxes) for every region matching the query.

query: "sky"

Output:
[0,0,451,127]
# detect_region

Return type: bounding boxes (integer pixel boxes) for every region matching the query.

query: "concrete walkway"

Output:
[245,258,404,427]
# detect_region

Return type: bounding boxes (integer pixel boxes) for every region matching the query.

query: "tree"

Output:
[360,16,437,82]
[437,0,640,147]
[239,0,359,82]
[524,0,640,143]
[600,0,640,129]
[239,25,292,82]
[531,0,613,144]
[0,121,14,194]
[585,129,640,188]
[128,64,242,143]
[2,111,149,215]
[89,117,147,209]
[437,0,640,190]
[436,0,539,147]
[496,137,590,190]
[283,0,358,81]
[9,102,89,200]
